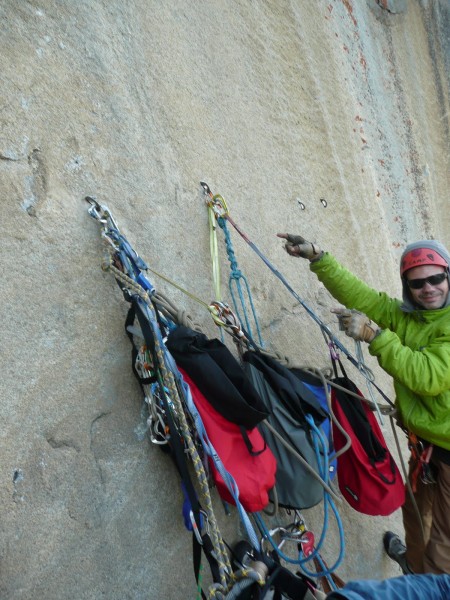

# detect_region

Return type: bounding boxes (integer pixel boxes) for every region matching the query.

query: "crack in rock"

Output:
[46,436,81,452]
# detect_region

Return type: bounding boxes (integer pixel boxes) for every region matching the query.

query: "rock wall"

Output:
[1,1,449,598]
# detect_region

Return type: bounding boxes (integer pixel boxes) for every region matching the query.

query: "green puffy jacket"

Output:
[310,252,450,450]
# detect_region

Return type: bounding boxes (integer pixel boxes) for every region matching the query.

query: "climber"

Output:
[277,233,450,575]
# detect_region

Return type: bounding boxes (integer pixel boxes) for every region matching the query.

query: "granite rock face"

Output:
[1,1,449,598]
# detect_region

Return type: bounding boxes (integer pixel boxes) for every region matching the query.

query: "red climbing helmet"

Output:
[400,247,448,276]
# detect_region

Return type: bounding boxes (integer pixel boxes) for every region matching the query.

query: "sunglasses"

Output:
[406,272,448,290]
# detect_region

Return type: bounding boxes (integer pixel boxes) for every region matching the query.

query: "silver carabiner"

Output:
[85,196,107,223]
[85,196,119,231]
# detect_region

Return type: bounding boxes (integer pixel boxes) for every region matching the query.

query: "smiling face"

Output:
[405,264,449,310]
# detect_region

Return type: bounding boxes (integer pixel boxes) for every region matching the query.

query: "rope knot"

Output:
[230,269,243,280]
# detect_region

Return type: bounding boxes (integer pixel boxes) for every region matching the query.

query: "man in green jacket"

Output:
[277,233,450,575]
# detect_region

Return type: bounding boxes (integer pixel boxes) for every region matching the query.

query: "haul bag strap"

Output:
[332,376,386,462]
[371,454,397,485]
[239,425,267,456]
[333,353,395,410]
[192,533,222,600]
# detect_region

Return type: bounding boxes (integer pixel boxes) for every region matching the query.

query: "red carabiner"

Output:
[300,530,315,558]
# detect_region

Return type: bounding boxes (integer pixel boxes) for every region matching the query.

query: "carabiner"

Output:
[189,510,209,545]
[85,196,107,223]
[86,196,121,233]
[200,182,229,219]
[299,530,315,558]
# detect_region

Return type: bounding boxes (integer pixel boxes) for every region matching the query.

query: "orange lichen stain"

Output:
[376,190,381,197]
[360,54,367,69]
[341,0,357,27]
[378,159,385,167]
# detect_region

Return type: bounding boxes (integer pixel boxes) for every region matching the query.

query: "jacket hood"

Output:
[400,240,450,312]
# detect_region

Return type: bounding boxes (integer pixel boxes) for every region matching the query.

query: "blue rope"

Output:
[254,415,345,585]
[299,416,345,589]
[217,217,264,347]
